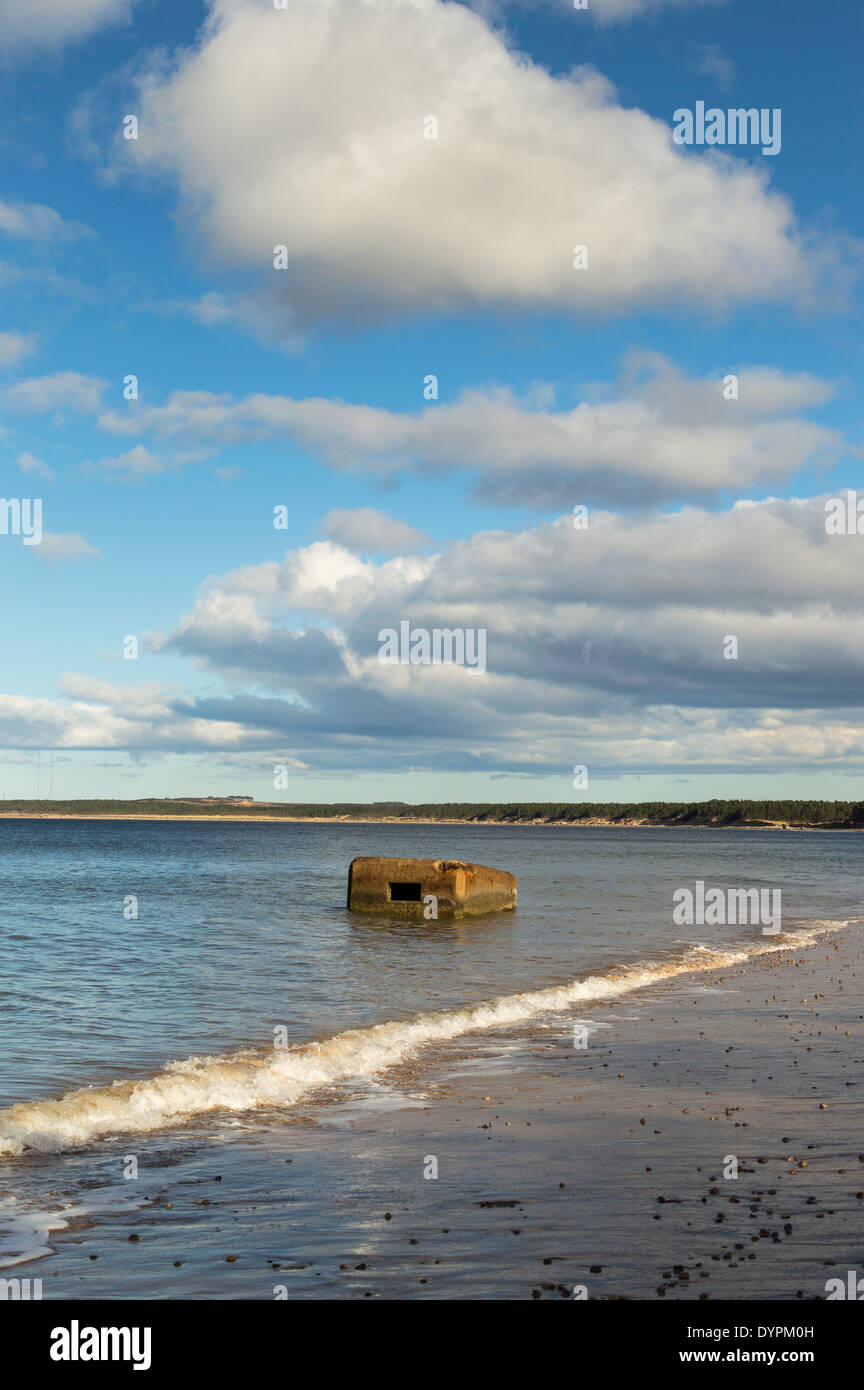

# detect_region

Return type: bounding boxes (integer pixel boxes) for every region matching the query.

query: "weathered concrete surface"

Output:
[347,857,517,917]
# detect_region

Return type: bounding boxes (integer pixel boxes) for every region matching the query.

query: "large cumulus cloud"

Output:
[111,0,850,326]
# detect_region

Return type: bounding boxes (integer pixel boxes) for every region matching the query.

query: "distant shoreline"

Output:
[1,797,862,829]
[0,812,859,830]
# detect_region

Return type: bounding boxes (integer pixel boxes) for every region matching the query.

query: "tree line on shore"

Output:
[3,798,864,827]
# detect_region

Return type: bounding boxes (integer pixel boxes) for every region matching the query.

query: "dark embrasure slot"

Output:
[389,881,422,902]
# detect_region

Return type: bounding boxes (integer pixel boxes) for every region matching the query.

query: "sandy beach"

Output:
[22,922,862,1300]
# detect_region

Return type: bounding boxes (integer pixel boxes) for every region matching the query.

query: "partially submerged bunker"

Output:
[347,857,517,918]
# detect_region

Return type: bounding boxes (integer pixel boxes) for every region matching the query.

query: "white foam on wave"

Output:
[0,1189,144,1269]
[0,921,849,1157]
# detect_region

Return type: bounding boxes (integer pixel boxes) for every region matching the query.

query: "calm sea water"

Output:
[0,818,861,1278]
[1,818,862,1110]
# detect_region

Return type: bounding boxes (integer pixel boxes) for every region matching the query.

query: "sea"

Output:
[0,818,861,1288]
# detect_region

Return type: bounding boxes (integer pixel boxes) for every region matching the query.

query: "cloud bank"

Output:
[6,499,862,782]
[98,358,844,507]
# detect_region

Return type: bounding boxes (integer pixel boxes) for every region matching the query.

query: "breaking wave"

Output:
[0,921,848,1157]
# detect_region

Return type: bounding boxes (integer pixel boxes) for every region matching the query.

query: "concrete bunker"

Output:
[347,856,517,918]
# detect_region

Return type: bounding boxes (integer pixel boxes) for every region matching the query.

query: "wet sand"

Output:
[27,925,864,1300]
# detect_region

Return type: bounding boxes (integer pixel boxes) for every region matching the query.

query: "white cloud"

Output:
[3,371,105,414]
[84,444,166,480]
[0,0,133,53]
[688,43,735,89]
[581,0,724,21]
[17,450,54,480]
[3,498,864,772]
[116,0,847,326]
[0,198,90,241]
[34,532,100,563]
[0,678,255,750]
[0,331,37,368]
[321,508,429,554]
[136,496,864,775]
[97,359,844,507]
[489,0,726,19]
[175,290,304,352]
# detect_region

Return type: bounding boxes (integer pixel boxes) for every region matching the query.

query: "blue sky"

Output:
[0,0,862,803]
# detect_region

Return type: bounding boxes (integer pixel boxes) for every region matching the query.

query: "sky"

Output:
[0,0,862,805]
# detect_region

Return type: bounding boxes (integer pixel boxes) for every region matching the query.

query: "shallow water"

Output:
[0,820,861,1271]
[2,819,862,1108]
